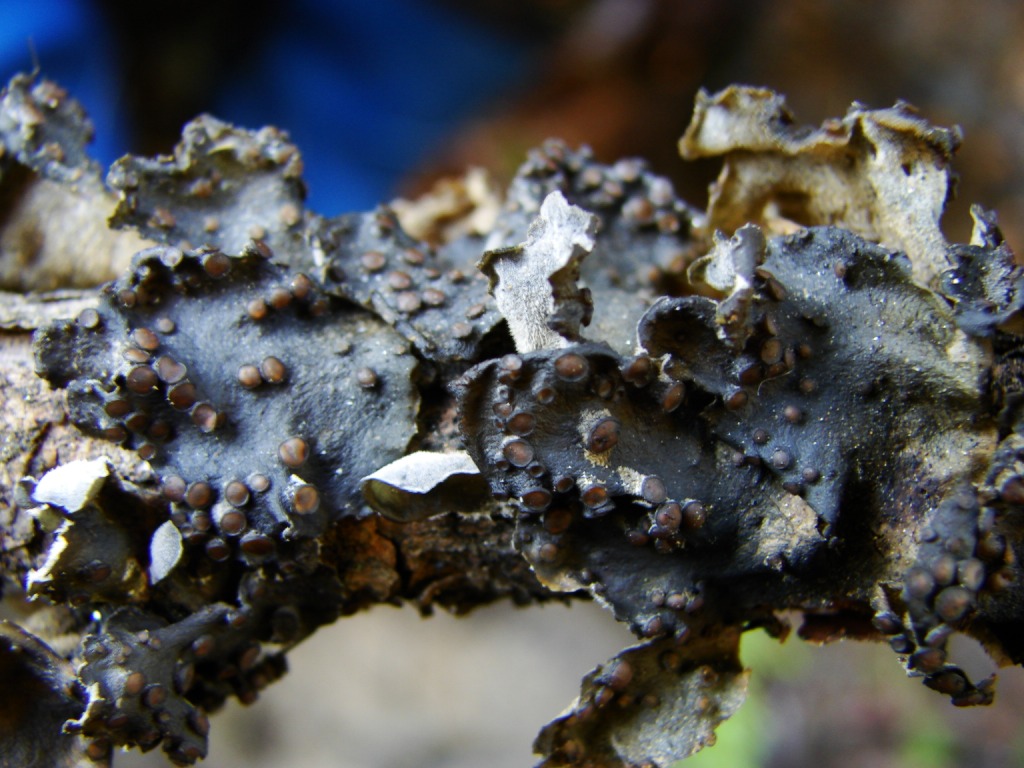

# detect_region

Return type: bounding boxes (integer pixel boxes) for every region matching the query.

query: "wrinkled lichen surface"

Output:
[2,73,1024,768]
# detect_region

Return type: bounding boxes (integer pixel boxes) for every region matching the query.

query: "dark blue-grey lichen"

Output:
[456,215,1002,741]
[0,73,97,183]
[444,157,1020,762]
[0,621,93,768]
[65,564,344,764]
[489,139,702,290]
[872,490,1004,706]
[941,205,1024,339]
[311,207,504,364]
[106,116,309,264]
[6,70,1024,768]
[34,242,421,555]
[641,225,988,542]
[0,73,148,291]
[104,108,505,368]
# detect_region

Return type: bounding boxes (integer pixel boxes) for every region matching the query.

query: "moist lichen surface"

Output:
[2,73,1024,768]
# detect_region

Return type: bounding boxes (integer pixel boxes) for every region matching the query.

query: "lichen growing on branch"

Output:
[2,71,1024,768]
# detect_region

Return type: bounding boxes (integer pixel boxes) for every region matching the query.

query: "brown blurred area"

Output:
[410,0,1024,249]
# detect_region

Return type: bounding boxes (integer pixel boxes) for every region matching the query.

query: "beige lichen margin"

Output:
[680,85,960,287]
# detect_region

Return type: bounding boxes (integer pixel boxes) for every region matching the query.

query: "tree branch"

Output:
[2,72,1024,768]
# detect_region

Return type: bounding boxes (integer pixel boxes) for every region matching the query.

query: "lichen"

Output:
[478,190,598,352]
[0,621,92,768]
[4,71,1024,768]
[679,85,960,286]
[0,73,96,183]
[34,243,422,553]
[534,629,749,768]
[310,207,504,364]
[0,73,149,290]
[360,450,490,522]
[106,115,308,264]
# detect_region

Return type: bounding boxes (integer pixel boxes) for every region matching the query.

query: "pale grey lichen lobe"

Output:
[479,190,598,352]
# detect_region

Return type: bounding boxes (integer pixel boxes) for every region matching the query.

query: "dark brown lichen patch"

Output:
[533,629,748,768]
[34,244,420,551]
[309,207,503,363]
[107,116,307,262]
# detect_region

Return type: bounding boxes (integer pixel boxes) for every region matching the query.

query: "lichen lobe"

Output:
[479,190,598,352]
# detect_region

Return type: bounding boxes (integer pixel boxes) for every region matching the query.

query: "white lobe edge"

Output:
[31,458,111,514]
[149,520,183,585]
[361,450,480,495]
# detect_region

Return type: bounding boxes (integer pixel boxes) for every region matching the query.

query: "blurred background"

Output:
[4,0,1024,766]
[4,0,1024,244]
